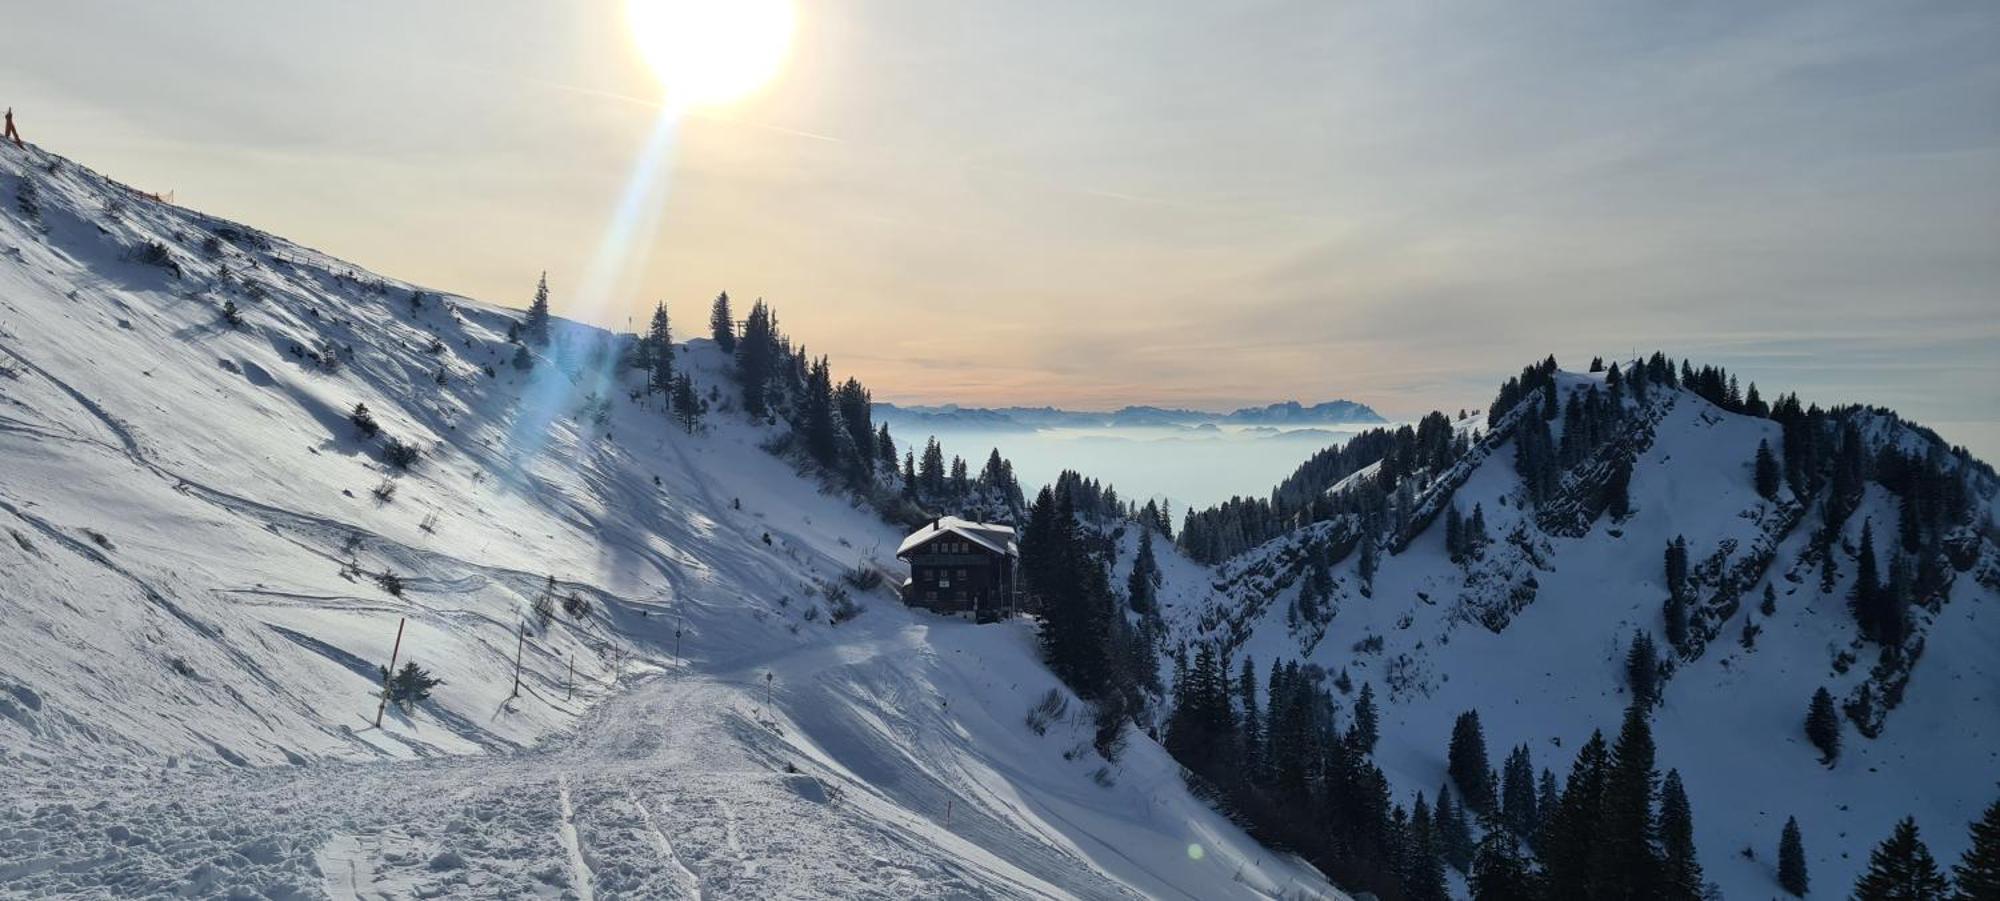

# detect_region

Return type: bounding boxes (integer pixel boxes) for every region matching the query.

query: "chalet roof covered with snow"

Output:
[896,516,1019,558]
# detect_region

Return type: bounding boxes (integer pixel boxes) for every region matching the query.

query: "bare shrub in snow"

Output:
[349,404,380,439]
[562,591,590,620]
[824,583,862,625]
[134,241,180,277]
[1025,688,1068,736]
[370,480,397,503]
[842,564,884,592]
[382,437,420,470]
[375,571,405,597]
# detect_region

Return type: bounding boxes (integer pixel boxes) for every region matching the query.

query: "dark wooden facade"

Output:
[897,520,1018,622]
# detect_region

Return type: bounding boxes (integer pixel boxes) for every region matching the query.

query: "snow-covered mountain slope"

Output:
[0,143,1343,899]
[1164,367,2000,896]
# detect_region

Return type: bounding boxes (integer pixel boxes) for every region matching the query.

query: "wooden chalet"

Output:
[896,516,1019,622]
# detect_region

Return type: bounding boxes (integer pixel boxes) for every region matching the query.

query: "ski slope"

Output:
[0,141,1343,899]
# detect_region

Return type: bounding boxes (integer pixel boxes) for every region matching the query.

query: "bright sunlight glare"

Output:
[626,0,796,107]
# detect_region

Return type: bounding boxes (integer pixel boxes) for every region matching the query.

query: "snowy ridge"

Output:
[1164,365,2000,896]
[0,143,1343,899]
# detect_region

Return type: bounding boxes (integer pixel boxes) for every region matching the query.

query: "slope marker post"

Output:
[509,623,526,700]
[373,616,407,728]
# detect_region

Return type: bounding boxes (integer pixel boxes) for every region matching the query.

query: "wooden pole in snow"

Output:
[374,617,406,728]
[509,623,526,700]
[566,654,574,700]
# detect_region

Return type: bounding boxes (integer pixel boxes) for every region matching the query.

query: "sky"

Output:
[4,1,1996,453]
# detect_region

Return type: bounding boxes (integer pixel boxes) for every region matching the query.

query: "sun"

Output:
[626,0,796,108]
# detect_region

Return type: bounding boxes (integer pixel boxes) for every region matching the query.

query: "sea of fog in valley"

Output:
[904,423,1393,514]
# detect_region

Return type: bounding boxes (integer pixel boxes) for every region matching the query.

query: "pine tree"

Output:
[1449,709,1496,814]
[1779,816,1809,897]
[1761,582,1778,616]
[670,373,701,432]
[383,660,443,711]
[708,291,736,352]
[1542,730,1608,899]
[1626,630,1658,708]
[645,302,673,395]
[1806,686,1841,765]
[1237,655,1262,783]
[1502,744,1538,836]
[1127,527,1158,614]
[1658,769,1703,901]
[1854,519,1887,643]
[1755,439,1782,500]
[1596,700,1660,898]
[1955,794,2000,901]
[1854,817,1951,901]
[511,344,533,371]
[1437,783,1474,871]
[1407,793,1450,901]
[1352,682,1379,755]
[524,271,551,345]
[735,299,775,418]
[1470,825,1539,901]
[875,423,897,472]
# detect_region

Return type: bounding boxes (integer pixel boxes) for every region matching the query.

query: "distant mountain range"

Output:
[874,399,1386,431]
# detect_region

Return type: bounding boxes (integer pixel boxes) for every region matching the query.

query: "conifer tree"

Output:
[1449,709,1496,814]
[1351,682,1380,755]
[1542,730,1608,898]
[1761,582,1778,616]
[670,373,701,432]
[735,299,775,418]
[1127,526,1159,614]
[1779,815,1809,897]
[1436,783,1475,871]
[1237,655,1262,782]
[645,301,673,395]
[524,271,551,345]
[1853,518,1887,642]
[1756,439,1782,500]
[1596,700,1660,898]
[709,291,736,352]
[1854,817,1951,901]
[1470,824,1539,901]
[875,423,897,472]
[1658,769,1704,901]
[1501,744,1538,837]
[1954,794,2000,901]
[1626,630,1659,708]
[1407,793,1450,901]
[1806,686,1841,765]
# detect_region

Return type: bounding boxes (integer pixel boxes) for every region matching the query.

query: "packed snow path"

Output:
[3,673,1075,899]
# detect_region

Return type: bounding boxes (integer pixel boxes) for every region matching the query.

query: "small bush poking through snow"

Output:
[371,480,397,503]
[562,591,590,620]
[383,437,421,470]
[381,661,444,711]
[824,583,863,625]
[349,403,380,438]
[843,564,884,592]
[375,571,405,597]
[1025,688,1069,736]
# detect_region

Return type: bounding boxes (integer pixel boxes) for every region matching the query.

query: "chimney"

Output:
[931,516,941,530]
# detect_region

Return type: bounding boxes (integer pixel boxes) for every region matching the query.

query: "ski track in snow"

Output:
[0,142,1354,900]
